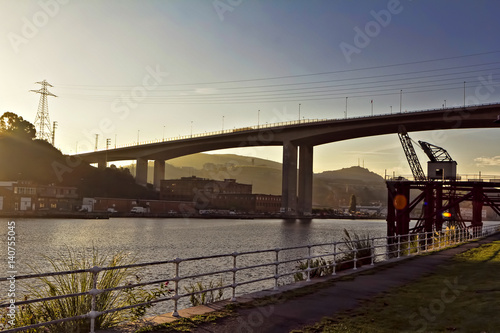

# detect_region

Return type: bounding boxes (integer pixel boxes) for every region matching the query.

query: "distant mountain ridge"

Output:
[135,153,387,208]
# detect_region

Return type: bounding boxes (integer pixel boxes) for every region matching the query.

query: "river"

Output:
[1,217,390,275]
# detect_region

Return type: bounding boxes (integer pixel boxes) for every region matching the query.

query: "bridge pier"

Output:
[136,158,148,187]
[154,160,165,191]
[97,156,107,170]
[281,141,298,215]
[298,144,313,216]
[281,142,314,216]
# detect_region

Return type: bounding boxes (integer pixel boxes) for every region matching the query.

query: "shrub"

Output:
[338,229,373,268]
[183,278,225,306]
[293,258,334,282]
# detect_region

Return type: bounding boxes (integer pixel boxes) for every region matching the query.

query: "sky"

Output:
[1,0,500,178]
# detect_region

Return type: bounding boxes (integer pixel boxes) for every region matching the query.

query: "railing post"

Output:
[306,245,312,281]
[273,248,280,291]
[353,249,358,270]
[172,258,181,317]
[416,233,420,254]
[385,237,390,260]
[397,235,401,258]
[424,232,428,252]
[370,238,375,265]
[232,252,238,300]
[407,234,411,256]
[332,242,337,275]
[88,265,102,333]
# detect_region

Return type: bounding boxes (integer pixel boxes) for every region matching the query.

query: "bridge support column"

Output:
[97,156,107,170]
[298,144,313,216]
[136,158,148,187]
[395,182,410,236]
[154,160,165,191]
[281,141,297,216]
[472,185,484,236]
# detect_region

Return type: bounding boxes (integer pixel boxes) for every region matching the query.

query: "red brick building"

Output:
[160,176,281,213]
[0,181,79,212]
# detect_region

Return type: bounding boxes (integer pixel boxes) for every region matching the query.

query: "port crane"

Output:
[392,126,466,234]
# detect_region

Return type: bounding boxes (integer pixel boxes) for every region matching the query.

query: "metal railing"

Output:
[1,224,499,332]
[386,174,500,182]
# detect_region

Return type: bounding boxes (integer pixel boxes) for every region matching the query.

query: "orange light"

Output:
[393,194,407,210]
[443,212,452,218]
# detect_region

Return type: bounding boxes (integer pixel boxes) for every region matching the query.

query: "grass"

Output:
[291,240,500,333]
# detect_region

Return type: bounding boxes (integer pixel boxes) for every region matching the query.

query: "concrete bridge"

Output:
[75,103,500,216]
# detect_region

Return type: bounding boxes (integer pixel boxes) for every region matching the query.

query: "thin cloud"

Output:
[474,156,500,166]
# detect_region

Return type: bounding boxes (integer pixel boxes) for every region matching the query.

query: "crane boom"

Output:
[397,126,426,181]
[418,141,453,162]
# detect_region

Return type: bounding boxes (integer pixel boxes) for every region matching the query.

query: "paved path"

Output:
[185,233,500,333]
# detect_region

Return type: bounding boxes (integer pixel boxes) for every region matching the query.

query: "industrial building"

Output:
[160,176,282,213]
[0,181,79,212]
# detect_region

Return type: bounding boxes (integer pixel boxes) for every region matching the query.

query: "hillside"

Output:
[313,166,387,208]
[0,112,157,199]
[134,153,387,208]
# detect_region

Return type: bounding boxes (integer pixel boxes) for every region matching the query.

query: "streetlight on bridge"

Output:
[345,97,348,119]
[400,90,403,113]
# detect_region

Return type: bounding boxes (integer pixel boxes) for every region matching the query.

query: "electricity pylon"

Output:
[31,80,57,142]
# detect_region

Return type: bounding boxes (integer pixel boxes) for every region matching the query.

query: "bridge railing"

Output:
[87,118,330,153]
[387,174,500,182]
[1,224,499,332]
[80,102,500,154]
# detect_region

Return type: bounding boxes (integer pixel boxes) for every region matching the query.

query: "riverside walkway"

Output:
[111,231,500,333]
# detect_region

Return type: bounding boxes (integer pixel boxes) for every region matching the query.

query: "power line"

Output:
[55,50,500,89]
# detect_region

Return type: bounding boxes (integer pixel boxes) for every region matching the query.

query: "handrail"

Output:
[1,224,499,332]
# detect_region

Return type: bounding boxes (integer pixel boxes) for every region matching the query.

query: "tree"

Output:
[0,112,36,139]
[349,194,357,213]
